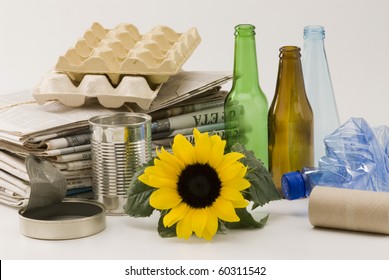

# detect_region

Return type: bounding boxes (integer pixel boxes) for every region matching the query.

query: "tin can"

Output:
[89,113,152,215]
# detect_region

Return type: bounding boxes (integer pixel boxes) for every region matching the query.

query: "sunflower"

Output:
[138,128,250,240]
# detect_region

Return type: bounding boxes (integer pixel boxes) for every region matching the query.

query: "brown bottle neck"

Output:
[279,46,302,59]
[273,46,308,102]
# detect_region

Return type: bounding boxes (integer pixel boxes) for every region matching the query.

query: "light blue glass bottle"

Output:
[302,25,340,164]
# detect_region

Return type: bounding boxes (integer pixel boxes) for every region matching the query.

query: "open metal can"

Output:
[89,113,152,215]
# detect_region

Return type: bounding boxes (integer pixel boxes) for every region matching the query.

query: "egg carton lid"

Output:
[55,22,201,85]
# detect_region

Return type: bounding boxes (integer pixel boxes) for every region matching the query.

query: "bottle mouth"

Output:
[235,24,255,36]
[304,25,325,39]
[279,46,301,58]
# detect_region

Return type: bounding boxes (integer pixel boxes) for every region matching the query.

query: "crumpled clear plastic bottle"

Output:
[282,117,389,199]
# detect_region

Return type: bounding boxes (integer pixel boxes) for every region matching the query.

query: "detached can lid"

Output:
[18,155,106,240]
[281,171,306,200]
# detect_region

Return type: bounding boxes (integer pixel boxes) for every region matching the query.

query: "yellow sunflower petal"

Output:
[172,134,196,165]
[195,132,211,164]
[163,202,190,227]
[220,187,249,208]
[216,152,246,173]
[139,172,174,189]
[138,173,151,186]
[156,146,185,170]
[148,174,177,189]
[211,197,240,222]
[149,188,181,210]
[209,134,222,148]
[222,177,251,191]
[218,163,247,182]
[202,208,218,240]
[192,208,208,238]
[193,128,201,143]
[176,208,194,239]
[231,199,249,208]
[208,138,226,169]
[153,158,180,180]
[144,164,175,181]
[202,229,215,241]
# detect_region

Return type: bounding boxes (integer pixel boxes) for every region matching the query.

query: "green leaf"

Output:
[217,220,229,234]
[231,143,282,210]
[123,160,155,217]
[224,208,269,229]
[157,211,177,238]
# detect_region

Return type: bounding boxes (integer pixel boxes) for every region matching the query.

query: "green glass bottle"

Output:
[224,24,269,167]
[268,46,314,191]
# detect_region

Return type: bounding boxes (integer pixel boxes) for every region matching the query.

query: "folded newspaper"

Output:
[127,71,232,113]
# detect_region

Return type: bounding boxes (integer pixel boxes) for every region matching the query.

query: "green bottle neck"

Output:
[232,25,261,91]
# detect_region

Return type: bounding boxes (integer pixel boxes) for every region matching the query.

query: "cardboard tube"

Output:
[308,186,389,235]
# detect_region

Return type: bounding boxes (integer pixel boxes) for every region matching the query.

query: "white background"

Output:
[0,0,388,126]
[1,1,389,275]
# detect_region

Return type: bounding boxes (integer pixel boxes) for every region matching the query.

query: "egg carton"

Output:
[32,71,161,109]
[55,22,201,85]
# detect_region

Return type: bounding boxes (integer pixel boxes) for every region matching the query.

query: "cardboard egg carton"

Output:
[33,71,161,109]
[55,22,201,85]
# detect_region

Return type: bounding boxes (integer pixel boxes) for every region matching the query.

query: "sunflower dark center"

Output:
[177,163,222,208]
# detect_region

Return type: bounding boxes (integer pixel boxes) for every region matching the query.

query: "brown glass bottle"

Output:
[268,46,314,192]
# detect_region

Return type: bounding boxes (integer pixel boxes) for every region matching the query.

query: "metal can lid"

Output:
[19,199,106,240]
[19,155,106,240]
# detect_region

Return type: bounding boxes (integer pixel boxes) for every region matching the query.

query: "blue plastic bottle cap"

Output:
[281,171,306,200]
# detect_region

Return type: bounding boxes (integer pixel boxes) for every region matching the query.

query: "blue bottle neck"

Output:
[304,25,325,39]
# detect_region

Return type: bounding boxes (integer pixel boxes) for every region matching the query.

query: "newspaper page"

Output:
[149,97,225,121]
[151,106,225,134]
[153,129,228,148]
[0,170,29,197]
[44,133,91,150]
[152,123,225,140]
[51,160,92,171]
[132,71,232,113]
[50,151,91,162]
[0,193,26,207]
[0,90,121,145]
[0,151,29,181]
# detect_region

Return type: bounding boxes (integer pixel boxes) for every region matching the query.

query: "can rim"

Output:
[19,199,106,240]
[88,112,151,128]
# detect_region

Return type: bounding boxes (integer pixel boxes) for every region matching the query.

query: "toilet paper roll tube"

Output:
[308,186,389,235]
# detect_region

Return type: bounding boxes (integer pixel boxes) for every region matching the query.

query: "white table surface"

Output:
[1,198,388,260]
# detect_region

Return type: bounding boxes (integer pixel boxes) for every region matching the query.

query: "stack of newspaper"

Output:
[0,91,120,207]
[131,71,232,148]
[0,71,231,207]
[149,93,227,147]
